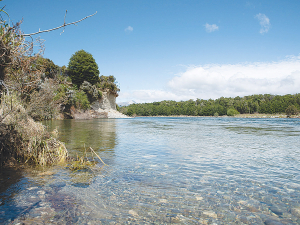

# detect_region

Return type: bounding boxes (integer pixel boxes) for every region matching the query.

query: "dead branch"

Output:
[0,80,9,95]
[89,147,107,166]
[23,11,97,37]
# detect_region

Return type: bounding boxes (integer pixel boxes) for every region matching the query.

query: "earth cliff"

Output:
[70,91,129,119]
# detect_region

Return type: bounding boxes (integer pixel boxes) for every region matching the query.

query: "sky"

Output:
[4,0,300,103]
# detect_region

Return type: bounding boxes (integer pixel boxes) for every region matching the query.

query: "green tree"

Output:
[67,50,100,87]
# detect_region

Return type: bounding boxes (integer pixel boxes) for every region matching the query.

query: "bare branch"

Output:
[23,11,97,37]
[60,10,67,35]
[0,80,9,95]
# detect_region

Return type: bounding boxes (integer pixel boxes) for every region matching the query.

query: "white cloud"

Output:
[204,23,219,33]
[118,90,194,103]
[255,13,270,34]
[168,57,300,100]
[118,57,300,103]
[125,26,133,32]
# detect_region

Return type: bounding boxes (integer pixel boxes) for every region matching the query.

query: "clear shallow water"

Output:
[1,117,300,224]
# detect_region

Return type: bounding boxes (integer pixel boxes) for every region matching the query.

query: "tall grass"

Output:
[0,93,68,167]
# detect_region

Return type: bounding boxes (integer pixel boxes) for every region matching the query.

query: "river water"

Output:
[1,117,300,224]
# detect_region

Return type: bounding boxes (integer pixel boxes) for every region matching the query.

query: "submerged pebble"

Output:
[129,210,138,217]
[269,206,284,216]
[27,186,38,191]
[291,207,300,218]
[264,218,284,225]
[202,211,218,219]
[159,199,168,203]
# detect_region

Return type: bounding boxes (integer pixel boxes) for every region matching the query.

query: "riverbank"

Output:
[135,113,300,118]
[67,108,130,119]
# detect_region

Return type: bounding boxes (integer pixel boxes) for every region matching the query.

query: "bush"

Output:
[227,108,240,116]
[286,105,298,117]
[75,90,90,110]
[26,80,60,120]
[97,75,120,96]
[80,81,101,102]
[0,94,68,166]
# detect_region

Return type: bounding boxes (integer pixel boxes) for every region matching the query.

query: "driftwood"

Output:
[23,11,97,37]
[89,147,107,166]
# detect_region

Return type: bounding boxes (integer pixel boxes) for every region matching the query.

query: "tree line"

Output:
[119,94,300,117]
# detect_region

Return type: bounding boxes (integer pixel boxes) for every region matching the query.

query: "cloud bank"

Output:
[168,58,300,99]
[204,23,219,33]
[255,13,270,34]
[119,90,196,103]
[118,57,300,103]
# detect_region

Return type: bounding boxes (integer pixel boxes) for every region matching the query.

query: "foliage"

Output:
[0,18,23,81]
[120,93,300,117]
[285,105,298,117]
[26,80,60,120]
[0,94,67,167]
[0,20,46,100]
[75,90,90,110]
[0,10,69,167]
[36,57,59,79]
[80,81,102,102]
[227,108,240,116]
[67,50,100,87]
[97,75,119,96]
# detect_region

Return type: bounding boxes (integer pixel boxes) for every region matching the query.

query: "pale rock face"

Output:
[91,92,116,111]
[89,91,129,118]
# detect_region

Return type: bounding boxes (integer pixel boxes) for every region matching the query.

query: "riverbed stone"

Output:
[159,199,168,203]
[196,196,203,201]
[269,206,284,216]
[291,207,300,218]
[129,210,138,217]
[264,218,284,225]
[202,211,218,219]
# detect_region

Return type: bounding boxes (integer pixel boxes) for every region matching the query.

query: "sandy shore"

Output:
[69,108,130,119]
[103,109,131,118]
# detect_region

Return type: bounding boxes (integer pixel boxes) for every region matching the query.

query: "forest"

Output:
[119,94,300,117]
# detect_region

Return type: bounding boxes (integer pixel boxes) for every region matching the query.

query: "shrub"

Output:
[75,90,90,110]
[26,80,60,120]
[286,105,298,117]
[227,108,240,116]
[97,75,120,96]
[80,81,101,102]
[0,94,68,166]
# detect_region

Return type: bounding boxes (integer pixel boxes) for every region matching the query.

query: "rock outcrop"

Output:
[91,91,116,111]
[72,91,129,119]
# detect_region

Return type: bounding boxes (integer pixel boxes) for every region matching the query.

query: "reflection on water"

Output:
[44,119,117,156]
[1,117,300,224]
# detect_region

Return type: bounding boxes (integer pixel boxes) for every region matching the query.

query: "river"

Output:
[1,117,300,224]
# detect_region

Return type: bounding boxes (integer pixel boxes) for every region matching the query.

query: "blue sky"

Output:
[5,0,300,103]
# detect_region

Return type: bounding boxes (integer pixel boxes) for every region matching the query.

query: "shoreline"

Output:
[133,113,300,119]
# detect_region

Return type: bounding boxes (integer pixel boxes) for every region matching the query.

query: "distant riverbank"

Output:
[135,113,300,118]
